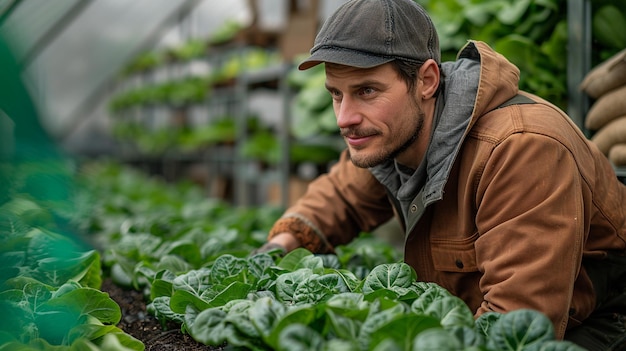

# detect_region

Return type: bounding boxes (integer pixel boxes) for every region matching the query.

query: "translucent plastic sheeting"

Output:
[0,0,83,62]
[0,0,348,151]
[0,0,12,13]
[1,0,248,138]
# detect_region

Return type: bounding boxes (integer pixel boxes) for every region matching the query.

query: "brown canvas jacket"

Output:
[268,41,626,338]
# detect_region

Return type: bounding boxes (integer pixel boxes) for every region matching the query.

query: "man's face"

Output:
[325,62,425,168]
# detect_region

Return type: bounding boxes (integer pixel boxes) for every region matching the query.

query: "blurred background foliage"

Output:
[108,0,626,170]
[420,0,626,110]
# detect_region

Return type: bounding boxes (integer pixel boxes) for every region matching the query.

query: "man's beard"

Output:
[348,108,425,169]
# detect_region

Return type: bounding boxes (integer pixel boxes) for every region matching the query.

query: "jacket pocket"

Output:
[431,232,479,273]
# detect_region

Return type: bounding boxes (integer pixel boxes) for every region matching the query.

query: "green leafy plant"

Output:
[166,39,207,62]
[0,281,142,350]
[210,48,281,85]
[73,161,283,288]
[240,129,281,165]
[109,76,210,113]
[0,162,144,350]
[143,249,584,351]
[178,115,237,151]
[74,160,586,350]
[290,142,341,166]
[120,51,163,76]
[592,4,626,60]
[287,61,338,140]
[421,0,569,108]
[208,20,245,46]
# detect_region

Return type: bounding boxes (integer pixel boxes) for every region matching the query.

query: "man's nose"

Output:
[335,97,361,128]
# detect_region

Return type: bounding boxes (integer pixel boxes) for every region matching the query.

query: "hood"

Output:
[423,40,521,203]
[461,41,520,128]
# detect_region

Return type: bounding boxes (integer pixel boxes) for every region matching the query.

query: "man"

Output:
[258,0,626,348]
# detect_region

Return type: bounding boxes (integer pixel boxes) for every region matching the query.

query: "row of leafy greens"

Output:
[147,247,586,351]
[0,152,589,350]
[75,161,585,350]
[0,155,589,351]
[72,161,399,289]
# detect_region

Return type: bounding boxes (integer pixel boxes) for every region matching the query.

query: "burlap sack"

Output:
[608,143,626,166]
[585,85,626,131]
[591,115,626,155]
[580,48,626,99]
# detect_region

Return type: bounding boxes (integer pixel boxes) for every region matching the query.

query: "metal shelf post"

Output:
[566,0,592,133]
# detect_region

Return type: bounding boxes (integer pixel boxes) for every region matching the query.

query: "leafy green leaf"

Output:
[292,273,348,304]
[275,268,313,303]
[361,263,416,294]
[593,5,626,50]
[277,248,313,270]
[277,324,325,351]
[246,253,275,285]
[155,254,191,274]
[172,268,210,296]
[317,105,339,134]
[328,269,360,292]
[463,1,501,26]
[148,296,184,325]
[44,287,121,324]
[149,277,173,300]
[222,300,260,339]
[209,254,247,284]
[424,295,475,329]
[248,296,287,340]
[371,339,402,351]
[96,331,145,351]
[410,284,453,314]
[475,311,501,338]
[369,313,441,350]
[295,255,325,273]
[0,293,34,341]
[187,307,229,345]
[497,0,531,25]
[325,308,362,340]
[170,289,211,314]
[268,305,318,349]
[412,328,463,351]
[325,292,370,320]
[487,309,555,351]
[30,286,120,345]
[538,340,588,351]
[447,325,486,348]
[206,281,252,308]
[358,299,407,349]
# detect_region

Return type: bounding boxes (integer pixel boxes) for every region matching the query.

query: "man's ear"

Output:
[419,59,440,99]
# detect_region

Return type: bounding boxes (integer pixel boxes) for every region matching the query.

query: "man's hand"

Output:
[250,242,287,256]
[251,232,301,256]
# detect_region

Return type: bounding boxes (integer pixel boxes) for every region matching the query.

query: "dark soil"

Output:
[101,278,223,351]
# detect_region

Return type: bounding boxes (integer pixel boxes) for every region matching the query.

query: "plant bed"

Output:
[1,160,586,350]
[101,278,219,351]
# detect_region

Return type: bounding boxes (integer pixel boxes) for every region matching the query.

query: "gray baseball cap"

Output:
[298,0,440,70]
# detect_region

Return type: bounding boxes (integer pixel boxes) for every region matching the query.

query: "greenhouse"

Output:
[1,0,626,350]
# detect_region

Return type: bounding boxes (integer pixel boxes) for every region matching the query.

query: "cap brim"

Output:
[298,48,394,70]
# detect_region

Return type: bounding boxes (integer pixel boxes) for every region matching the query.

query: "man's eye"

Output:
[360,87,375,95]
[329,90,342,98]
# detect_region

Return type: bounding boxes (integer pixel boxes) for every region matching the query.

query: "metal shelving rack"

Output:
[234,62,293,208]
[566,0,591,132]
